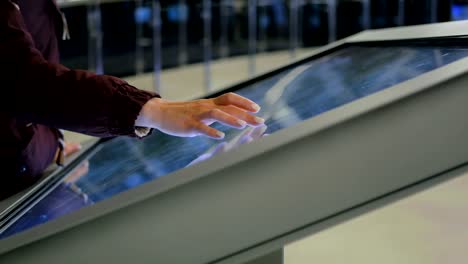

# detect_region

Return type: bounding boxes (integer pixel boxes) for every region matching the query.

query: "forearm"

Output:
[10,66,157,137]
[0,1,158,137]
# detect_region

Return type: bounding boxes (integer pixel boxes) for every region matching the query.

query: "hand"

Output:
[187,125,267,166]
[63,160,89,184]
[57,142,90,184]
[135,93,265,139]
[63,142,82,157]
[54,141,82,165]
[63,159,91,203]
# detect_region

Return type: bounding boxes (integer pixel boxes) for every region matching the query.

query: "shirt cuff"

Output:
[135,126,152,138]
[108,80,160,138]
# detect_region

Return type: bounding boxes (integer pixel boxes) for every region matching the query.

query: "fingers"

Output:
[202,109,248,128]
[64,160,89,184]
[64,142,82,157]
[243,137,254,144]
[248,124,268,139]
[211,142,228,155]
[192,107,266,140]
[191,120,225,139]
[237,125,267,145]
[214,93,261,113]
[238,133,253,145]
[187,142,228,167]
[221,106,265,126]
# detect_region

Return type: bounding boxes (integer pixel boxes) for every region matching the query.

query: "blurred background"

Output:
[57,0,466,95]
[54,2,468,263]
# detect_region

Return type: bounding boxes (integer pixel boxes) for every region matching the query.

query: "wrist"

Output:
[135,97,165,128]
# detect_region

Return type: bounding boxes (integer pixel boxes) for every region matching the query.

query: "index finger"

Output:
[213,93,261,113]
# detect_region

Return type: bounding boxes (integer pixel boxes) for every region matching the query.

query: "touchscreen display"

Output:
[2,45,468,238]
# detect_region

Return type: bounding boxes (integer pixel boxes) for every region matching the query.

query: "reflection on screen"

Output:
[3,45,468,238]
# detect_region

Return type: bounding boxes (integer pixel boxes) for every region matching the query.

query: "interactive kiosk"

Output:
[1,21,468,264]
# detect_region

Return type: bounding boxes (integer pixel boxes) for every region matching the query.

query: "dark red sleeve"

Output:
[0,1,159,138]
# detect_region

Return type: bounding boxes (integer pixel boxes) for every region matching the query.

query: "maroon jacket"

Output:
[0,0,157,199]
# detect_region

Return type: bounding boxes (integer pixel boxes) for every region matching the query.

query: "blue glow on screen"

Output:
[3,45,468,239]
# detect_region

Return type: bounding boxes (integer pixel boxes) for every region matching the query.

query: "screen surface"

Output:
[2,44,468,238]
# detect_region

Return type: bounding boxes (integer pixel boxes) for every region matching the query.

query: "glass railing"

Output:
[56,0,454,94]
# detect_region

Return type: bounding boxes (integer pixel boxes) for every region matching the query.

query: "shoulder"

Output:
[0,1,20,16]
[5,0,20,10]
